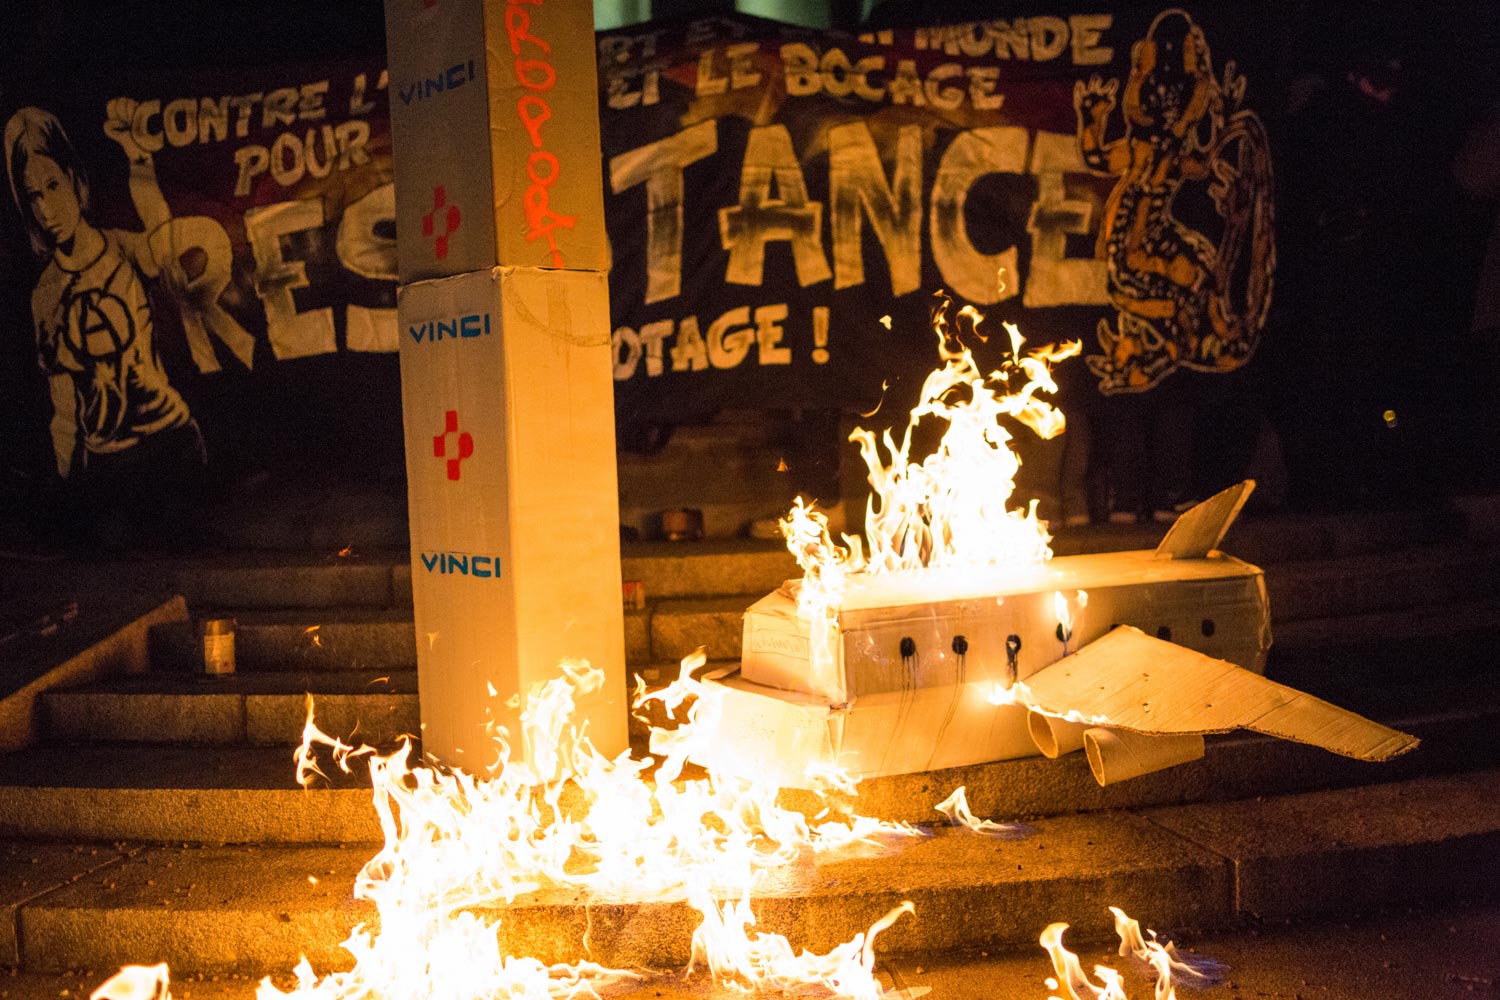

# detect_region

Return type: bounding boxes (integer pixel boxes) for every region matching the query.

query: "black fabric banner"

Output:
[600,9,1276,426]
[0,8,1276,520]
[1,61,401,500]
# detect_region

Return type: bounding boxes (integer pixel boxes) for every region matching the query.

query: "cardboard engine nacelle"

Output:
[701,483,1417,787]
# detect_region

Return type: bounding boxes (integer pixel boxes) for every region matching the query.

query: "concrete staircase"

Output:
[1,499,1499,980]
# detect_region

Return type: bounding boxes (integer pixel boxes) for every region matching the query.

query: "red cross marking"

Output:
[421,186,461,260]
[432,409,473,481]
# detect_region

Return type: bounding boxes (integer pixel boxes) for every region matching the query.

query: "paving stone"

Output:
[881,901,1500,1000]
[0,842,133,966]
[9,902,1500,1000]
[1145,770,1500,919]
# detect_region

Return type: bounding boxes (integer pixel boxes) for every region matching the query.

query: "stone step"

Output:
[37,670,418,747]
[1268,597,1500,696]
[1059,503,1465,565]
[97,501,1487,615]
[0,744,380,844]
[4,901,1498,1000]
[7,768,1497,974]
[161,539,1500,674]
[0,677,1494,844]
[157,610,420,672]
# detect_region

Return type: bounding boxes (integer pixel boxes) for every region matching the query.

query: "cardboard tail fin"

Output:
[1155,480,1256,560]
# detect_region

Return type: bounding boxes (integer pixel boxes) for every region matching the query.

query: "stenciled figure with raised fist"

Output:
[5,103,205,542]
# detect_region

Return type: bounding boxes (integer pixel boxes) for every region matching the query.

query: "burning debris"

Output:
[91,659,1209,1000]
[88,301,1404,1000]
[279,657,918,1000]
[711,298,1415,787]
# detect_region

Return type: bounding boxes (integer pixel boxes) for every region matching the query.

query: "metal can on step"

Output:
[202,618,236,677]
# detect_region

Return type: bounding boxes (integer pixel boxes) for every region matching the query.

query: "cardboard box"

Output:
[717,548,1270,782]
[741,550,1271,705]
[384,0,609,282]
[701,667,1042,786]
[398,266,627,769]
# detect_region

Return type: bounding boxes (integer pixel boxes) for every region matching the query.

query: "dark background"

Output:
[3,0,1499,549]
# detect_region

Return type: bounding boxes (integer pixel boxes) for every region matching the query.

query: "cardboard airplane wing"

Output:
[1018,625,1418,784]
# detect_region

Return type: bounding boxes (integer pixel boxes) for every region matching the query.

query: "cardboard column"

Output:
[385,0,626,769]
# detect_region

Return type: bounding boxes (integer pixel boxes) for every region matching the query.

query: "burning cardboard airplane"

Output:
[696,308,1417,789]
[704,480,1417,787]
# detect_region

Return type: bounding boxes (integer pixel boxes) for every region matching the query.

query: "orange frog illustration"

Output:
[1074,8,1275,392]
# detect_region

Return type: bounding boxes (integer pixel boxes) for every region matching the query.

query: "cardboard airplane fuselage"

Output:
[702,483,1417,786]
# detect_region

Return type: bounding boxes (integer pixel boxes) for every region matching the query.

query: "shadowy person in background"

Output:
[1455,101,1500,488]
[1265,9,1481,511]
[5,104,205,550]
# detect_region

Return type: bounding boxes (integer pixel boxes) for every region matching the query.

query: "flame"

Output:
[91,965,170,1000]
[1054,590,1087,653]
[781,298,1079,693]
[850,296,1080,576]
[780,499,866,702]
[243,658,924,1000]
[788,293,1079,587]
[933,785,1031,839]
[1054,591,1073,643]
[1040,909,1225,1000]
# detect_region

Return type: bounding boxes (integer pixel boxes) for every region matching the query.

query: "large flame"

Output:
[847,293,1080,576]
[781,293,1080,699]
[266,655,920,1000]
[86,293,1232,1000]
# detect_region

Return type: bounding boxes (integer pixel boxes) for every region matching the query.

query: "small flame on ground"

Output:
[91,964,170,1000]
[1040,909,1225,1000]
[933,786,1032,839]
